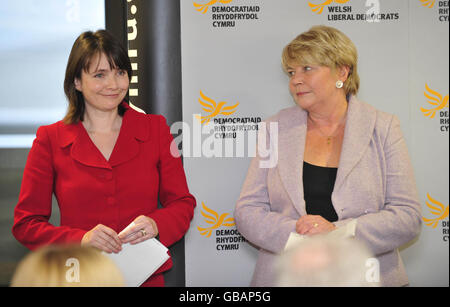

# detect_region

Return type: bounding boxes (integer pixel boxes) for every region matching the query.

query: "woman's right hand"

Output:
[81,224,122,254]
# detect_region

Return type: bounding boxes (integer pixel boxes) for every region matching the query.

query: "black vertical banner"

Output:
[126,0,183,126]
[108,0,186,286]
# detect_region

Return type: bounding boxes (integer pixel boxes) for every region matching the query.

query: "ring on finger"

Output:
[313,223,319,228]
[140,229,147,237]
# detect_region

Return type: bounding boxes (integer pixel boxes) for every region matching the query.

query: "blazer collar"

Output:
[334,96,376,190]
[276,96,376,216]
[276,105,308,217]
[57,102,150,169]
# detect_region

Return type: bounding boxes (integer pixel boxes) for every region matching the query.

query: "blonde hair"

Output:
[276,236,378,287]
[282,25,360,96]
[11,245,124,287]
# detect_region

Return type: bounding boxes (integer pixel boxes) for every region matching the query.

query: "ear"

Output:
[338,66,351,82]
[74,78,82,92]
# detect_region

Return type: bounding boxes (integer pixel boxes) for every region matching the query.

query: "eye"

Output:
[287,70,295,76]
[303,66,312,72]
[94,73,104,78]
[117,70,127,76]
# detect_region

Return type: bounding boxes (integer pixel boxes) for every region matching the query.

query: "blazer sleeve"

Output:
[234,122,297,254]
[350,116,422,256]
[12,126,86,250]
[147,115,196,248]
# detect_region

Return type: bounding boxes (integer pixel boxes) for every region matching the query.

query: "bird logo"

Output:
[420,0,436,8]
[308,0,351,14]
[197,202,236,237]
[423,193,449,229]
[420,84,449,119]
[196,90,239,124]
[193,0,233,14]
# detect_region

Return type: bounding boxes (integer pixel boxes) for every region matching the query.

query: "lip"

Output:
[102,93,120,98]
[296,91,310,96]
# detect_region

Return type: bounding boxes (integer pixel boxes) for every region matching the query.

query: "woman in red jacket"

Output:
[12,30,196,287]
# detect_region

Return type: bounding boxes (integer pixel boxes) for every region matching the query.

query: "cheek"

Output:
[119,78,130,90]
[288,80,296,95]
[87,81,104,93]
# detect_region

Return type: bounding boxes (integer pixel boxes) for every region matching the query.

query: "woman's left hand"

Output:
[296,215,336,236]
[118,215,159,245]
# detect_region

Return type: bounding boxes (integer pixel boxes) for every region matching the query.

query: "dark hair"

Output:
[63,30,132,124]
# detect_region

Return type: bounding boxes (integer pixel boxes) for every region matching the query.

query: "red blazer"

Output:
[12,103,196,287]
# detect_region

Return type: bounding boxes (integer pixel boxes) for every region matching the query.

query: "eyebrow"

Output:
[90,69,109,74]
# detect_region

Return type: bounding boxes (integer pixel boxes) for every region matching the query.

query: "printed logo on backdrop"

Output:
[308,0,400,22]
[196,90,261,140]
[420,84,449,133]
[197,202,246,251]
[171,90,278,167]
[196,90,239,124]
[193,0,261,28]
[420,0,449,22]
[422,193,449,242]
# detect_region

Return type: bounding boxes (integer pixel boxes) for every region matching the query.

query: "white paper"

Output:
[118,221,136,237]
[104,237,169,287]
[284,219,357,251]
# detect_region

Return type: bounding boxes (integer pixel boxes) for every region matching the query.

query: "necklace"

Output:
[308,115,346,145]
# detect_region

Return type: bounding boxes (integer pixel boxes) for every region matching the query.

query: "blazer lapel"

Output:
[334,96,377,191]
[56,103,149,169]
[108,104,150,167]
[277,106,308,216]
[57,121,111,169]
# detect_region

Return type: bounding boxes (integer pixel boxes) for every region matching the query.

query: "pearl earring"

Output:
[336,80,344,89]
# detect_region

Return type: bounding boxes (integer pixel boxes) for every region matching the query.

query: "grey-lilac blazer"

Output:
[234,96,422,287]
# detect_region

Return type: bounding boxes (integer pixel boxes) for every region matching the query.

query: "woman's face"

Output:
[287,64,342,112]
[74,52,129,113]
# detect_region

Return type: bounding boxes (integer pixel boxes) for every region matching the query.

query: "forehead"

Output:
[84,52,117,73]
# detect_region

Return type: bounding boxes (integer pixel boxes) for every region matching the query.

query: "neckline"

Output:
[304,161,338,170]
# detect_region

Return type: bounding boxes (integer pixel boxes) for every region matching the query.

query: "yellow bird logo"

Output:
[196,90,239,124]
[420,0,436,8]
[197,202,236,237]
[308,0,351,14]
[420,84,449,119]
[193,0,233,14]
[423,194,449,229]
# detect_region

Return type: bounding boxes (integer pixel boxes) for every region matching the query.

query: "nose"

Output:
[290,70,304,86]
[106,74,119,90]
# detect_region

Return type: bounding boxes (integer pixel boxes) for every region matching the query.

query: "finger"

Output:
[298,224,313,235]
[96,229,122,252]
[99,225,122,248]
[118,223,142,241]
[120,230,142,244]
[119,223,142,239]
[305,225,321,235]
[129,231,151,245]
[134,216,158,236]
[91,236,115,254]
[118,222,136,239]
[296,217,313,235]
[121,222,155,242]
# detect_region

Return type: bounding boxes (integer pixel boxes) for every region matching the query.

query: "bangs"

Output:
[82,50,126,73]
[282,44,332,71]
[80,42,132,79]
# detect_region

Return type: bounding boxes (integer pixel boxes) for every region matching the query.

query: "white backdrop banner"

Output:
[181,0,449,286]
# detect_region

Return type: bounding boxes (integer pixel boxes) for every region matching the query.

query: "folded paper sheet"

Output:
[104,238,169,287]
[284,219,357,251]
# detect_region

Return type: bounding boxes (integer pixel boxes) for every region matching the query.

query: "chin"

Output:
[294,99,313,111]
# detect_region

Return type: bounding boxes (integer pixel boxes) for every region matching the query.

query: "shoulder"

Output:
[350,96,400,142]
[34,121,66,146]
[265,105,305,123]
[125,105,167,127]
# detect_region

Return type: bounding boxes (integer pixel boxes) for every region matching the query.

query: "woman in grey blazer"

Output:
[234,25,422,287]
